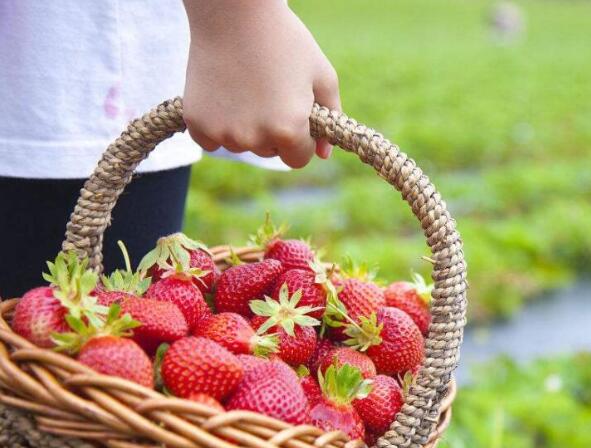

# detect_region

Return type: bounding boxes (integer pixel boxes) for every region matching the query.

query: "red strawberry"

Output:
[319,347,377,379]
[365,430,381,447]
[324,258,385,342]
[78,335,154,388]
[54,303,152,388]
[270,263,333,319]
[12,287,69,348]
[251,315,316,366]
[236,354,273,374]
[226,359,309,425]
[308,338,335,376]
[214,259,282,316]
[249,284,321,366]
[12,253,106,348]
[265,240,315,272]
[138,233,216,295]
[161,337,243,401]
[187,393,225,412]
[120,297,188,354]
[384,274,432,336]
[95,290,135,307]
[195,312,278,357]
[353,374,404,433]
[251,214,315,272]
[146,276,211,332]
[297,366,323,406]
[345,307,424,376]
[310,363,371,441]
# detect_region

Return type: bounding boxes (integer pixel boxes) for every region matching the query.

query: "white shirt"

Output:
[0,0,286,179]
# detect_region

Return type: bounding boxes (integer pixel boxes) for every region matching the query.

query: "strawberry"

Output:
[365,430,381,447]
[251,214,315,272]
[384,273,433,336]
[12,252,107,348]
[54,304,152,388]
[161,336,243,401]
[138,233,216,295]
[12,287,69,348]
[214,259,282,317]
[120,297,188,354]
[95,241,151,307]
[310,363,372,441]
[146,276,211,332]
[187,393,225,412]
[319,347,377,379]
[249,284,321,366]
[194,312,278,357]
[324,258,384,342]
[251,315,316,366]
[269,261,335,320]
[307,338,335,376]
[353,374,404,433]
[226,359,309,425]
[297,366,323,406]
[266,239,315,272]
[236,354,273,374]
[78,335,153,388]
[344,307,424,376]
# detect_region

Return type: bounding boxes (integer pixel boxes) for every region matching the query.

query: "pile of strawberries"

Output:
[10,217,433,446]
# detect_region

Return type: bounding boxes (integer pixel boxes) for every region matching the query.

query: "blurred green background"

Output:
[183,1,591,446]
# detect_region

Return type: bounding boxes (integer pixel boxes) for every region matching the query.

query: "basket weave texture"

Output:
[0,98,467,448]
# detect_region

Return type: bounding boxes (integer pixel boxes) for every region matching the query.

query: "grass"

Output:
[441,353,591,448]
[184,0,591,322]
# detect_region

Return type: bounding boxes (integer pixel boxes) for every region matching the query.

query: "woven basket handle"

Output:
[62,97,467,448]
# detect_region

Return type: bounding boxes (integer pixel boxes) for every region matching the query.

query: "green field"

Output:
[184,0,591,322]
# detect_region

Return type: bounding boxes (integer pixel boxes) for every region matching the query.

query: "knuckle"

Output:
[269,123,301,147]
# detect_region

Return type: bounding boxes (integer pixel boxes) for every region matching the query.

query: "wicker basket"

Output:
[0,98,467,448]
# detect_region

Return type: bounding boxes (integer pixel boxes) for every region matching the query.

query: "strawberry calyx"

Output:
[318,362,373,406]
[296,365,311,378]
[249,283,321,337]
[339,255,379,283]
[251,333,280,358]
[399,371,416,398]
[225,248,244,266]
[409,272,433,305]
[138,233,211,284]
[51,303,140,355]
[101,241,150,295]
[249,212,289,248]
[153,342,170,391]
[343,313,384,352]
[43,251,108,326]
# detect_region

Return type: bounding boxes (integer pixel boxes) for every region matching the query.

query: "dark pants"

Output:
[0,166,191,299]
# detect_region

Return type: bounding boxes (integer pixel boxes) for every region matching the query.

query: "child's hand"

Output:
[182,0,340,168]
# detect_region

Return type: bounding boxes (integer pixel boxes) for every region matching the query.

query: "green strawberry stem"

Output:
[339,255,378,282]
[137,233,210,282]
[153,342,170,391]
[101,241,151,295]
[252,333,280,358]
[249,212,289,248]
[250,283,321,337]
[296,365,311,378]
[51,303,140,355]
[318,362,373,405]
[43,251,107,326]
[410,271,434,305]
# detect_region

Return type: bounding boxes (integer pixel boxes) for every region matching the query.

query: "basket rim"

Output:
[0,243,457,448]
